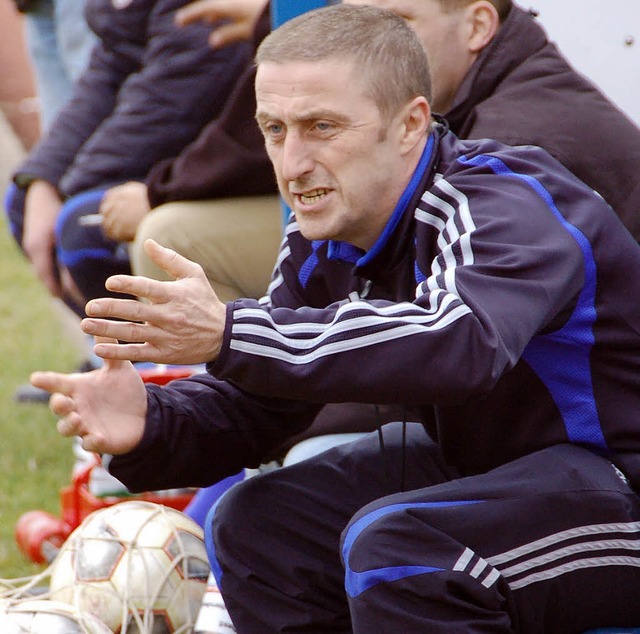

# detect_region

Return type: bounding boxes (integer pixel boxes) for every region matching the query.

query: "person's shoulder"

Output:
[437,130,591,199]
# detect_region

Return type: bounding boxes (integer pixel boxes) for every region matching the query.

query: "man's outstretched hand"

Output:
[30,341,148,455]
[81,239,227,365]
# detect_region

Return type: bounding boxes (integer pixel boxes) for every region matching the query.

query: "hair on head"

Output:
[256,4,432,122]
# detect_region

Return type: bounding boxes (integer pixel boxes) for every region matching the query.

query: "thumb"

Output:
[208,21,252,48]
[143,238,202,281]
[175,0,220,27]
[93,336,127,371]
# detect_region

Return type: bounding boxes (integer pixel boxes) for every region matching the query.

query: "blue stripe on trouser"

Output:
[205,494,226,587]
[185,471,245,528]
[342,500,483,598]
[204,477,247,588]
[55,188,109,267]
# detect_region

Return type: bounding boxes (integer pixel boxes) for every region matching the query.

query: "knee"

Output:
[54,191,105,248]
[134,203,183,250]
[341,507,398,589]
[341,502,434,599]
[210,474,277,562]
[131,205,185,279]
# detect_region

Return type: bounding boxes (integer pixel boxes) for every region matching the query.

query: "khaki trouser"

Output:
[130,196,283,302]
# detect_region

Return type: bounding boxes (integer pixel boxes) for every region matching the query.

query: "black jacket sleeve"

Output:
[14,0,250,197]
[108,375,320,492]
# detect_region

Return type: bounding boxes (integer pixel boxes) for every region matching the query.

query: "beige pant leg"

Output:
[130,196,282,302]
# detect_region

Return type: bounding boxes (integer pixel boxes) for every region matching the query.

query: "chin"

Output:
[296,219,334,242]
[298,228,332,242]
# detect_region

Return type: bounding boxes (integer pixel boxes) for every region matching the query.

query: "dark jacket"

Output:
[146,7,277,207]
[14,0,250,197]
[446,4,640,240]
[110,127,640,494]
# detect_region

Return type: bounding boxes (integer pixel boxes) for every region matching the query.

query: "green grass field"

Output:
[0,187,79,579]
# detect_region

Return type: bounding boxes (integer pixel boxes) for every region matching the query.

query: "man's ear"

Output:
[399,96,431,154]
[465,1,500,54]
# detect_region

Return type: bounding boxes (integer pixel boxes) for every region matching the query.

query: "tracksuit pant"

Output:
[209,422,640,633]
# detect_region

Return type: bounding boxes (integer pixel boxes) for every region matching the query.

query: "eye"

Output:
[260,121,285,142]
[311,120,337,136]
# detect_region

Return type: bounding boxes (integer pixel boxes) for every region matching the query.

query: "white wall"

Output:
[526,1,640,124]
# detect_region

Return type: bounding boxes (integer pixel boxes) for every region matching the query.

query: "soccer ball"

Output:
[0,598,111,633]
[49,501,210,633]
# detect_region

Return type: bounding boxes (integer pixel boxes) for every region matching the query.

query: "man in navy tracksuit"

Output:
[33,5,640,632]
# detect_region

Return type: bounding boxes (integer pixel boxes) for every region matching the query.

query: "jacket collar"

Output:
[445,5,548,134]
[327,125,444,276]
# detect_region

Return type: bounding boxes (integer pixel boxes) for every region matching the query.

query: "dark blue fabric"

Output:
[53,188,132,308]
[458,153,606,452]
[342,499,482,598]
[184,471,245,528]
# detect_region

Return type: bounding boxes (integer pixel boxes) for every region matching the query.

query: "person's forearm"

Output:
[108,379,319,491]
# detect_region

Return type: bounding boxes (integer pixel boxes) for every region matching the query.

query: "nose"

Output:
[280,129,314,182]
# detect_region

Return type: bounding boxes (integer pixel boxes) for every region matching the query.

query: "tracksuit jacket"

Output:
[109,126,640,494]
[13,0,250,197]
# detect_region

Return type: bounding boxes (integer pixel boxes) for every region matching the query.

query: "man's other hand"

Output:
[81,239,227,365]
[30,340,147,455]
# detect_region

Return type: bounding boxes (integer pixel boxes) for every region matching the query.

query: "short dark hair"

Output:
[255,4,432,123]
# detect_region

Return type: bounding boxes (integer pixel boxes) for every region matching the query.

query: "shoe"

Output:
[13,358,101,405]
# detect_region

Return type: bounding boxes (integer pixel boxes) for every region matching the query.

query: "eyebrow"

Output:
[255,109,347,125]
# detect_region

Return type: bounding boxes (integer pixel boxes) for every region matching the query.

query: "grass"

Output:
[0,183,80,579]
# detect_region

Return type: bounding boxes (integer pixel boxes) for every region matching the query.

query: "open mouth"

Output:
[298,188,329,204]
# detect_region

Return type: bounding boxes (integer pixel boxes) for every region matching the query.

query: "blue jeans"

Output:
[23,0,96,130]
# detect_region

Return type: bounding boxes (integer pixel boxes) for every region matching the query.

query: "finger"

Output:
[92,335,132,371]
[84,297,155,322]
[49,393,76,417]
[30,370,77,396]
[98,195,111,214]
[106,226,124,242]
[82,316,155,344]
[93,340,160,363]
[208,21,253,48]
[103,273,171,303]
[57,412,84,438]
[94,335,119,346]
[81,433,104,454]
[143,238,204,282]
[31,255,63,298]
[175,0,222,26]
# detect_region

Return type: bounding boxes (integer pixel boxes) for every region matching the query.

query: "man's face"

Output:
[345,0,473,113]
[255,59,415,250]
